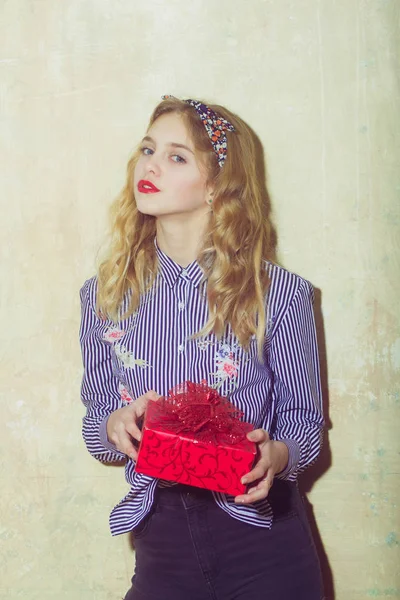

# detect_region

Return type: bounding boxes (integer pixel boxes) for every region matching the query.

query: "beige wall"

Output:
[1,1,399,598]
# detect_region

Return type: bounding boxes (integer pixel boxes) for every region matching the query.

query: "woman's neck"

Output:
[156,217,209,267]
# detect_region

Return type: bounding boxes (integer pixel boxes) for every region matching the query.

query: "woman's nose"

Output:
[145,154,161,176]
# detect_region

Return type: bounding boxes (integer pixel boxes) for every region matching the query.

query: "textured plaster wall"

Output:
[1,1,399,599]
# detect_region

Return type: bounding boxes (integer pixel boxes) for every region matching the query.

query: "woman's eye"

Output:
[171,154,186,164]
[140,147,154,156]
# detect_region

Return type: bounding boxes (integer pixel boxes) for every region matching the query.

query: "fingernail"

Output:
[241,477,248,484]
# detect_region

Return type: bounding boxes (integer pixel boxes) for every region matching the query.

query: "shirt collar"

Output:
[155,239,205,288]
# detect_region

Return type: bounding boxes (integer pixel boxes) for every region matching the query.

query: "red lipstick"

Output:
[138,180,160,194]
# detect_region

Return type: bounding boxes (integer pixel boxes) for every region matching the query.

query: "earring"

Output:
[208,197,213,204]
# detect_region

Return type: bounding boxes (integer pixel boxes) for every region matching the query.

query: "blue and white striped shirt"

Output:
[79,244,324,536]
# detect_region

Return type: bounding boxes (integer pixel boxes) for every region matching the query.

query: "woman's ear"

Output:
[205,187,214,207]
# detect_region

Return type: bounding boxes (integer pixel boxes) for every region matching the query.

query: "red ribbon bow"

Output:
[153,381,247,445]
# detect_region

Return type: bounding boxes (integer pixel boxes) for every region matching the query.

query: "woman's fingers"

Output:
[247,428,270,443]
[112,415,143,459]
[263,466,274,488]
[116,427,140,460]
[234,429,278,504]
[241,459,269,485]
[240,429,271,484]
[135,390,160,414]
[125,419,143,442]
[235,468,274,504]
[107,390,161,458]
[127,390,160,438]
[234,478,271,504]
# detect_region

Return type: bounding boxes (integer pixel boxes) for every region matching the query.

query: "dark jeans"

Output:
[125,480,324,600]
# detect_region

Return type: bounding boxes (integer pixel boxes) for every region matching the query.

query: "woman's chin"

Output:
[136,202,161,217]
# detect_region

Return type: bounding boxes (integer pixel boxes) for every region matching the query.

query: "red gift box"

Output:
[135,382,257,496]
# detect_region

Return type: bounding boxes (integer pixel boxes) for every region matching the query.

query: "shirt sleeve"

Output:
[79,278,126,464]
[268,278,324,481]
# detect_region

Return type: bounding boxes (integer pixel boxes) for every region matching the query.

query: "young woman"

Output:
[79,96,325,599]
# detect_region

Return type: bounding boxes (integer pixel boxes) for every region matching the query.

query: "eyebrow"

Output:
[141,136,195,155]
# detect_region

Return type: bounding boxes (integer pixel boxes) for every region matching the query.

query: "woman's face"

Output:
[134,112,211,221]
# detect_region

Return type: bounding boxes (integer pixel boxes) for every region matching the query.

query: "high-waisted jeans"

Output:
[124,480,324,600]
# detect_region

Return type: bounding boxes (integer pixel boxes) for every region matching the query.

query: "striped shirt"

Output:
[79,244,324,536]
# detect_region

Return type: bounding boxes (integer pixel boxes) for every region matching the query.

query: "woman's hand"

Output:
[234,429,289,504]
[106,390,160,461]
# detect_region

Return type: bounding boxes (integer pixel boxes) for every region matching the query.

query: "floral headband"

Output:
[162,95,235,168]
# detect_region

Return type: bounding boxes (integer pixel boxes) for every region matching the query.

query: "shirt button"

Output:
[178,302,185,310]
[178,344,185,353]
[181,270,188,277]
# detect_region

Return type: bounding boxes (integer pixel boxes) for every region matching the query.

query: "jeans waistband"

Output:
[156,483,213,506]
[156,479,300,517]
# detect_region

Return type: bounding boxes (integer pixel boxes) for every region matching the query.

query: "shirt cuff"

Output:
[274,438,300,480]
[99,416,126,458]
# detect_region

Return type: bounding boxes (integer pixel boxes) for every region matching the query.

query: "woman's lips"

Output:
[137,180,161,193]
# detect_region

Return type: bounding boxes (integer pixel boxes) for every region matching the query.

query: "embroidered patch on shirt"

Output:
[114,344,152,370]
[119,383,134,405]
[103,325,150,370]
[196,339,214,351]
[210,342,242,393]
[103,326,126,343]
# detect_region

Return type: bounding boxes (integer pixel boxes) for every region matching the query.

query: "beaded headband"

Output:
[162,95,235,168]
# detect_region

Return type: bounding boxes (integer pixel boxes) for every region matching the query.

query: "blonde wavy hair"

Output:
[97,97,275,355]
